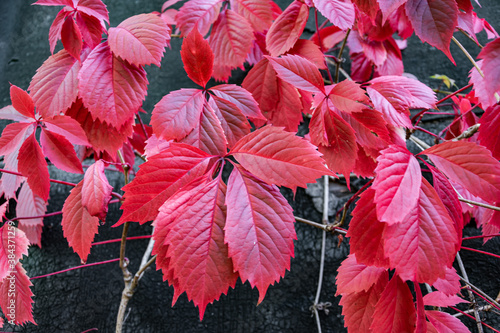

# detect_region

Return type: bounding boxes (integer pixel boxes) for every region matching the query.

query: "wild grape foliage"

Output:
[0,0,499,330]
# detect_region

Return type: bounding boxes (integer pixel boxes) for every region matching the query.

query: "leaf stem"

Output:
[461,246,500,260]
[458,198,500,212]
[452,36,484,78]
[456,252,484,333]
[462,234,500,241]
[449,307,500,333]
[294,216,347,235]
[334,29,350,83]
[0,168,77,187]
[91,235,152,246]
[30,258,121,280]
[459,276,500,311]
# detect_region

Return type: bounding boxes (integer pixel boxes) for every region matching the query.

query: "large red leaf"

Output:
[151,89,205,141]
[10,85,35,119]
[0,263,35,326]
[29,49,81,119]
[312,0,355,30]
[384,178,457,284]
[230,126,332,191]
[209,84,265,121]
[225,166,296,303]
[16,182,48,247]
[78,42,148,128]
[40,128,83,174]
[62,181,100,262]
[153,176,237,319]
[0,122,33,156]
[405,0,458,62]
[176,0,224,36]
[0,225,29,282]
[421,140,500,204]
[117,143,215,225]
[209,95,251,148]
[18,133,50,201]
[230,0,273,32]
[477,38,500,109]
[370,275,416,333]
[328,80,369,114]
[336,254,388,295]
[180,27,214,88]
[426,310,471,332]
[61,15,83,61]
[478,104,500,160]
[347,188,389,267]
[266,54,325,94]
[339,270,388,333]
[265,0,309,57]
[43,115,90,146]
[108,13,170,67]
[82,160,113,220]
[372,145,421,224]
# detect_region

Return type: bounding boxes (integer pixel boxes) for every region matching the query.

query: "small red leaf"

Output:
[75,0,109,24]
[0,225,29,281]
[328,80,369,114]
[378,0,408,22]
[426,310,471,332]
[16,182,48,247]
[231,126,333,191]
[230,0,273,32]
[336,254,388,295]
[423,291,468,307]
[210,84,265,121]
[477,38,500,108]
[176,0,224,36]
[181,27,214,88]
[82,160,113,220]
[312,0,355,30]
[18,133,50,201]
[10,85,35,119]
[108,13,170,67]
[151,89,205,141]
[266,0,309,57]
[62,181,100,262]
[75,11,103,49]
[372,144,421,224]
[0,263,35,326]
[432,267,461,295]
[33,0,73,6]
[0,122,33,157]
[478,104,500,160]
[43,115,90,146]
[225,166,296,303]
[40,128,83,174]
[287,39,327,69]
[48,9,69,54]
[61,16,83,61]
[209,95,251,148]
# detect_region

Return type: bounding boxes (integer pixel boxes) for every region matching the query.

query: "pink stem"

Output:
[0,168,77,187]
[91,235,152,246]
[461,246,500,260]
[10,211,62,221]
[467,288,500,312]
[335,179,374,218]
[449,307,499,333]
[415,126,442,140]
[462,234,500,241]
[30,258,122,280]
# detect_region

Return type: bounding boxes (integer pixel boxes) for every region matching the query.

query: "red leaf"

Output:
[61,16,83,61]
[230,126,333,191]
[180,27,214,88]
[82,160,112,220]
[209,95,251,148]
[48,9,69,54]
[18,133,50,201]
[426,310,471,332]
[328,80,369,114]
[43,115,90,146]
[33,0,73,6]
[353,0,380,21]
[336,254,388,295]
[266,54,325,94]
[75,12,103,49]
[40,128,83,174]
[78,42,148,128]
[229,0,273,32]
[28,49,81,118]
[312,0,355,30]
[287,39,327,69]
[265,0,309,57]
[153,176,237,319]
[0,263,35,326]
[421,141,500,204]
[432,267,461,295]
[117,143,215,225]
[62,181,100,262]
[370,275,416,333]
[478,104,500,159]
[0,122,33,156]
[108,13,170,67]
[378,0,408,22]
[151,89,205,141]
[210,84,265,121]
[176,0,224,36]
[372,145,421,223]
[477,38,500,107]
[423,291,468,307]
[349,108,391,146]
[225,166,296,303]
[339,271,388,333]
[16,182,48,247]
[0,225,29,282]
[383,178,457,284]
[10,85,35,119]
[405,0,458,62]
[74,0,109,24]
[0,105,33,122]
[347,188,390,267]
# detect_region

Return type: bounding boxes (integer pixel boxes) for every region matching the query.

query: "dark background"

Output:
[0,0,499,332]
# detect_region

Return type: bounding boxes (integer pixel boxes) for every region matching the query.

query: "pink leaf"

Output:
[421,140,500,204]
[336,254,388,295]
[383,178,457,284]
[328,80,369,114]
[62,181,100,262]
[312,0,355,30]
[10,85,35,119]
[61,15,83,61]
[48,9,69,54]
[286,39,327,69]
[176,0,224,36]
[82,160,113,220]
[266,54,325,94]
[16,182,48,247]
[377,0,408,22]
[372,144,421,224]
[0,105,33,122]
[265,0,309,57]
[210,84,265,121]
[151,89,205,141]
[117,143,215,225]
[75,0,109,24]
[28,49,81,119]
[0,225,29,281]
[180,27,214,88]
[40,128,83,174]
[33,0,74,6]
[230,126,333,191]
[0,122,33,156]
[209,95,251,148]
[153,176,237,319]
[0,263,35,326]
[423,291,468,307]
[43,115,90,146]
[75,11,103,49]
[225,166,296,303]
[478,104,500,160]
[432,267,461,295]
[18,133,50,201]
[405,0,458,62]
[477,38,500,107]
[108,13,170,67]
[78,42,148,128]
[370,275,416,333]
[229,0,273,32]
[426,310,471,332]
